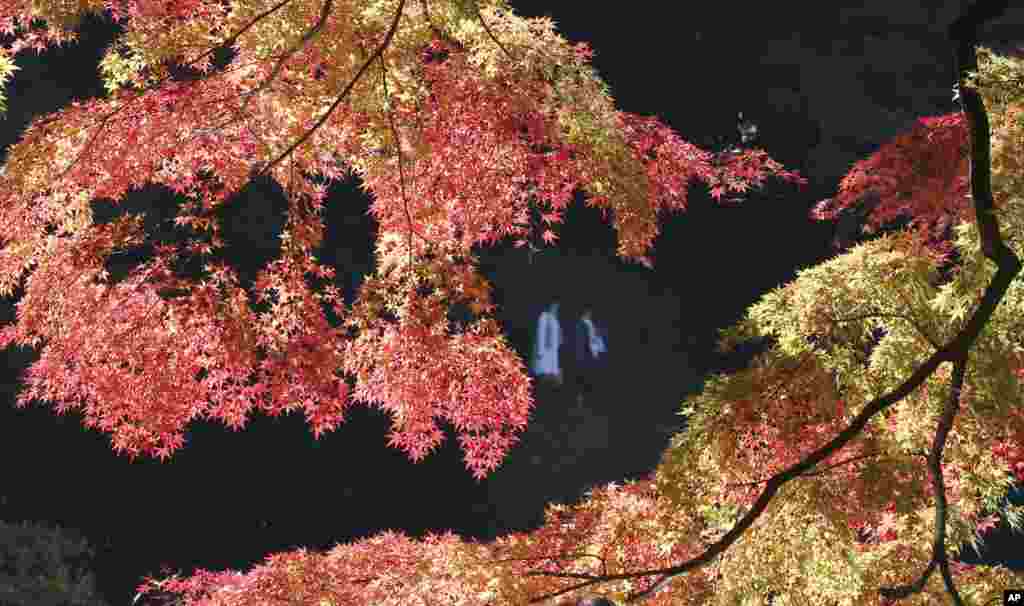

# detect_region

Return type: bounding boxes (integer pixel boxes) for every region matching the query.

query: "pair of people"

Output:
[530,301,609,402]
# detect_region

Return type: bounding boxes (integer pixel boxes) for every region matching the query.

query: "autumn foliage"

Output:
[0,0,802,482]
[0,0,1022,604]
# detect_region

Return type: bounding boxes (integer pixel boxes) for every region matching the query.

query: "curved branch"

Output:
[475,4,565,92]
[211,0,299,59]
[475,4,515,63]
[953,0,1012,261]
[257,0,407,177]
[879,357,966,603]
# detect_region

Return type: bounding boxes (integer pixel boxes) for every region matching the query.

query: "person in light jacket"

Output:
[574,304,609,403]
[530,301,564,386]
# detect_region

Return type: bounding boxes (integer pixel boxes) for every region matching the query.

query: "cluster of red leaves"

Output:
[613,112,806,263]
[133,532,457,606]
[992,439,1024,482]
[0,0,81,53]
[810,113,972,261]
[708,356,886,517]
[487,476,715,605]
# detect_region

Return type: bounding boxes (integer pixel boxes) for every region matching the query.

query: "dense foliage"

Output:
[0,0,1022,604]
[0,0,800,481]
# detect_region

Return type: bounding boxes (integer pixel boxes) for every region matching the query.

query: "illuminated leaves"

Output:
[0,0,802,480]
[9,2,1023,606]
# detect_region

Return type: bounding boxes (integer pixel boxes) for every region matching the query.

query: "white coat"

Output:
[531,305,564,380]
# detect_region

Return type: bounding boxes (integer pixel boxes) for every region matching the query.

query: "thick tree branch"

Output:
[523,2,1022,604]
[952,0,1011,261]
[874,4,1016,602]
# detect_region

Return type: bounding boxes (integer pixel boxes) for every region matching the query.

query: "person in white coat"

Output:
[531,301,564,386]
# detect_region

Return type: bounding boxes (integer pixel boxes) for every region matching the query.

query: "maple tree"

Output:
[0,0,800,480]
[0,0,1022,604]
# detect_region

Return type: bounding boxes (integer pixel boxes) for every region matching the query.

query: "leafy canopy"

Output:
[0,0,801,481]
[2,0,1022,605]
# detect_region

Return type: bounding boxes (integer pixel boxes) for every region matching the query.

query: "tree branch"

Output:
[257,0,407,178]
[474,3,515,63]
[378,51,433,272]
[879,357,967,603]
[951,0,1012,261]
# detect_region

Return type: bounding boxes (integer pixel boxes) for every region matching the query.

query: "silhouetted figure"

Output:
[574,304,609,404]
[531,301,564,387]
[738,111,758,145]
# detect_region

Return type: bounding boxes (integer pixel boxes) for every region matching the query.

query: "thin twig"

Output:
[380,52,419,273]
[475,4,515,63]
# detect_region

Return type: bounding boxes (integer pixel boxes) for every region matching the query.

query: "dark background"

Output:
[1,2,1023,604]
